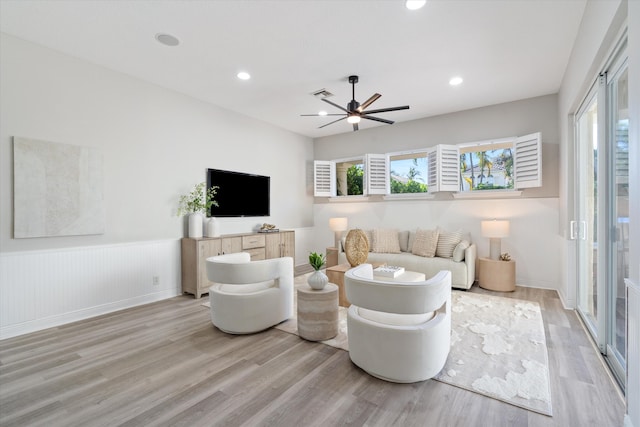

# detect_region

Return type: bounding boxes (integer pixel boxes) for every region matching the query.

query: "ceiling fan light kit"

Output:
[302,75,410,132]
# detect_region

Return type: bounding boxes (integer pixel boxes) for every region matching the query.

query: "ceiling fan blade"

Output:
[301,113,346,116]
[357,93,382,112]
[321,98,349,113]
[362,115,394,125]
[352,122,359,131]
[318,116,347,128]
[361,105,410,115]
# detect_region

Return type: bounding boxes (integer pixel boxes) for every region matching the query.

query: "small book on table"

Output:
[373,265,405,278]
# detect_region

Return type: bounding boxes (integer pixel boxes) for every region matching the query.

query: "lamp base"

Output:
[489,238,501,260]
[334,232,342,251]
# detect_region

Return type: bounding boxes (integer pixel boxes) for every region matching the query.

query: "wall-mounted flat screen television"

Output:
[207,168,270,217]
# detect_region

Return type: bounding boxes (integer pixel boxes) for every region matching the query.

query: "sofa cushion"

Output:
[436,228,463,258]
[412,228,439,258]
[362,252,471,289]
[372,228,401,253]
[453,240,470,262]
[398,230,410,252]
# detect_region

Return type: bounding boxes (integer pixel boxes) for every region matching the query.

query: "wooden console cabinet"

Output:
[181,230,295,298]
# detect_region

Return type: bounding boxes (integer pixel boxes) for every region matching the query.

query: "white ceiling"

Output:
[0,0,586,139]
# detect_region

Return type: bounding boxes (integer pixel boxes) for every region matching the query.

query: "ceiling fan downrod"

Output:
[348,75,360,111]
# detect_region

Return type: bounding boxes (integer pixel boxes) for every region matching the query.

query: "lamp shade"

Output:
[481,220,510,238]
[329,217,348,232]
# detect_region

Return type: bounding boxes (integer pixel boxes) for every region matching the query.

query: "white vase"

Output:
[206,217,220,237]
[307,270,329,290]
[188,212,204,238]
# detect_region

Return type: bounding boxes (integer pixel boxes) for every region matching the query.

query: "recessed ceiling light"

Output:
[155,33,180,47]
[449,76,464,86]
[319,111,328,116]
[405,0,426,10]
[237,71,251,80]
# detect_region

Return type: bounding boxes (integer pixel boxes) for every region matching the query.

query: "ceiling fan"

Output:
[302,75,410,131]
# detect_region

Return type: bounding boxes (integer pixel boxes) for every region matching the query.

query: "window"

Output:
[389,153,428,193]
[459,141,514,191]
[314,154,389,197]
[336,159,364,196]
[313,132,541,198]
[456,133,542,192]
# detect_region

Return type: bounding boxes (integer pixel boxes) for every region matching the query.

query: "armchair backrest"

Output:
[345,263,451,315]
[206,252,293,285]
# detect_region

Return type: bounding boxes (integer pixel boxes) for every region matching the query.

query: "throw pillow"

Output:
[452,240,470,262]
[372,229,401,253]
[364,229,373,252]
[398,230,410,252]
[436,228,463,258]
[411,228,439,258]
[408,230,416,252]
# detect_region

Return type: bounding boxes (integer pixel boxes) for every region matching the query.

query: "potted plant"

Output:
[307,252,328,290]
[177,182,218,238]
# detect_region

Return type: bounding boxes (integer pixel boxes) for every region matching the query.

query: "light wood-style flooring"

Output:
[0,284,625,427]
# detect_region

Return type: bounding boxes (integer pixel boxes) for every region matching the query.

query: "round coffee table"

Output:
[297,283,339,341]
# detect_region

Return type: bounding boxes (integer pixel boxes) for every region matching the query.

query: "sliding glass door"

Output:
[575,88,601,339]
[574,40,628,387]
[606,59,628,382]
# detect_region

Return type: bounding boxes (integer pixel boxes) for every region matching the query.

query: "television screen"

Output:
[207,168,270,217]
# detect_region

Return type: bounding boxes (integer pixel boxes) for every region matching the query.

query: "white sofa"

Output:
[338,228,476,290]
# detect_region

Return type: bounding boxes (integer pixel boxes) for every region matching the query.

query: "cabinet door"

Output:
[221,236,242,254]
[280,231,295,258]
[198,239,221,293]
[265,233,282,258]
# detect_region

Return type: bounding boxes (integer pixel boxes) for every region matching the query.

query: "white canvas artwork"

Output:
[13,137,105,238]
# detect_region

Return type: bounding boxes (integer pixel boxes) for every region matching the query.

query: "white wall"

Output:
[312,197,561,290]
[313,94,561,291]
[0,34,315,337]
[0,34,315,253]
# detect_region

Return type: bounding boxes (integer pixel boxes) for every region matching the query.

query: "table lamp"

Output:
[481,219,510,260]
[329,217,348,249]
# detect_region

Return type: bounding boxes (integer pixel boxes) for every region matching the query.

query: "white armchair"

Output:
[206,252,294,334]
[344,263,451,383]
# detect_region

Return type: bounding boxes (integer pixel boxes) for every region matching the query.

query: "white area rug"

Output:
[202,274,552,416]
[434,291,552,416]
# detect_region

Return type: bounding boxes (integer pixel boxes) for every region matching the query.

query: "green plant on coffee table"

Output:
[308,252,326,271]
[177,182,219,216]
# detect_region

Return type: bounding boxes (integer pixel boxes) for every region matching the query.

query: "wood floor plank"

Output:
[0,284,626,427]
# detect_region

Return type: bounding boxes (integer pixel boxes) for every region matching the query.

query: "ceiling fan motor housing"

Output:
[348,100,360,112]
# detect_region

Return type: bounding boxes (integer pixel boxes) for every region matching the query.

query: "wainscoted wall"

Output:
[0,239,181,339]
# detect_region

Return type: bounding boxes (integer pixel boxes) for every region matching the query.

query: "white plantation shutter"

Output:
[427,145,460,193]
[514,132,542,189]
[365,154,389,195]
[314,160,336,197]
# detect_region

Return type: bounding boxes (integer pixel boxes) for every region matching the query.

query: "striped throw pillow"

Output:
[436,228,463,258]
